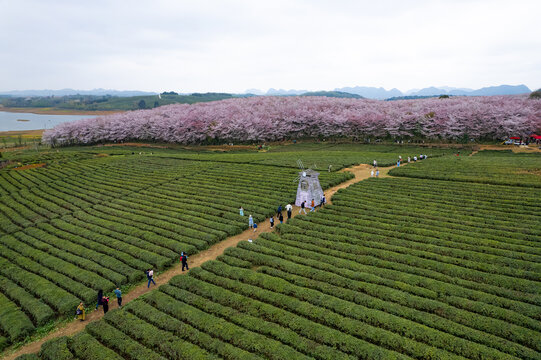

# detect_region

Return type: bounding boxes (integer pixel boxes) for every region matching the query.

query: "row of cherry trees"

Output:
[43,95,541,145]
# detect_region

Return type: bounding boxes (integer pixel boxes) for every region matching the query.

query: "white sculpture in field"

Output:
[294,160,323,206]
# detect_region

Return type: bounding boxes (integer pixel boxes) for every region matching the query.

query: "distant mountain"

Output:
[333,86,402,100]
[407,84,531,97]
[467,84,531,96]
[0,88,158,97]
[265,88,308,96]
[300,91,363,99]
[408,87,446,96]
[437,86,474,93]
[244,88,265,96]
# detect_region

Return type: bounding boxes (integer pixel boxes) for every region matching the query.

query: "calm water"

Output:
[0,111,96,131]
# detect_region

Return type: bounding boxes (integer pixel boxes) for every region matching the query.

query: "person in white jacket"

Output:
[285,203,293,220]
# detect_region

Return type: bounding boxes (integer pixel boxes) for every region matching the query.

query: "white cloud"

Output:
[1,0,539,92]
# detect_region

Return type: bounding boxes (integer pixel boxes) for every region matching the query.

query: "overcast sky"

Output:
[1,0,539,93]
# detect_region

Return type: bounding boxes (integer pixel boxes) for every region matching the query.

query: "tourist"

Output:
[75,302,85,321]
[299,200,307,214]
[253,223,258,232]
[320,195,326,206]
[371,170,374,177]
[239,206,244,216]
[373,159,377,167]
[413,156,417,161]
[114,287,122,307]
[277,204,282,216]
[286,203,292,219]
[279,212,284,224]
[408,156,411,163]
[102,296,109,314]
[310,199,315,212]
[146,269,156,288]
[181,252,189,271]
[95,289,103,310]
[376,169,380,177]
[397,160,400,167]
[248,215,254,229]
[270,216,274,228]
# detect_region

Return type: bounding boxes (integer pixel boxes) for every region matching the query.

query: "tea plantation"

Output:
[2,146,540,359]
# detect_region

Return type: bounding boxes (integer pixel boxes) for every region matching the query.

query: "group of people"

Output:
[372,159,381,176]
[76,287,123,321]
[76,252,192,320]
[373,154,428,170]
[242,197,326,231]
[299,196,325,214]
[409,154,427,162]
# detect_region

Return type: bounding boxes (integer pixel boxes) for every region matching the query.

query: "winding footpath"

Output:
[2,163,394,360]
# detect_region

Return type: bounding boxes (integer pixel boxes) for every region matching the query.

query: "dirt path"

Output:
[2,163,393,360]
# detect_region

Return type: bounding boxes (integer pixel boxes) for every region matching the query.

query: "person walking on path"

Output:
[181,252,189,271]
[95,289,103,310]
[299,201,307,214]
[371,170,374,177]
[286,203,292,219]
[270,216,275,228]
[376,169,380,177]
[277,205,282,217]
[408,156,411,163]
[253,223,258,232]
[239,206,244,216]
[310,199,315,212]
[146,269,156,288]
[397,160,400,167]
[114,288,122,307]
[248,215,254,229]
[279,212,284,224]
[102,296,109,314]
[75,302,85,321]
[320,195,326,207]
[373,159,377,168]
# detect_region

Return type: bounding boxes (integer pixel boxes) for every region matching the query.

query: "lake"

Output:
[0,111,96,132]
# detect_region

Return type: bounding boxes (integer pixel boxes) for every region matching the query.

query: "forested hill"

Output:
[0,93,242,111]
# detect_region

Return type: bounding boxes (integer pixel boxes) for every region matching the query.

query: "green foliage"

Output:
[0,146,351,348]
[0,292,35,341]
[529,89,541,99]
[0,93,238,111]
[4,145,541,359]
[39,337,74,360]
[389,150,541,187]
[15,354,39,360]
[68,332,123,360]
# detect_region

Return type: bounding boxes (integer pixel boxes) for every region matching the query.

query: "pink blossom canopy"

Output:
[43,95,541,145]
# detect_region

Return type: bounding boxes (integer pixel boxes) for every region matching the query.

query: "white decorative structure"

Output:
[295,169,323,206]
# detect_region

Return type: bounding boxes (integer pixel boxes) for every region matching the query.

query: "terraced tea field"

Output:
[0,152,351,350]
[390,150,541,187]
[2,147,540,360]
